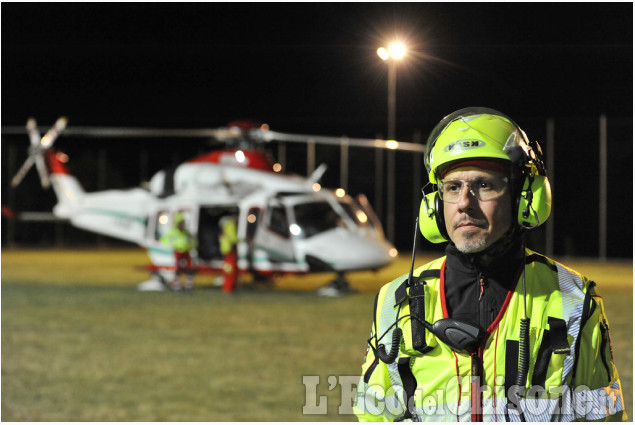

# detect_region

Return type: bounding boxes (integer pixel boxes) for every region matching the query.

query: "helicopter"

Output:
[6,117,427,296]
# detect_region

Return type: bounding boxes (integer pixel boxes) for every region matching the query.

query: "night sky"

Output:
[1,3,633,257]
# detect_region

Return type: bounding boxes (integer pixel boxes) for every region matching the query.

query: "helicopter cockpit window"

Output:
[293,201,343,239]
[268,206,290,238]
[337,200,370,227]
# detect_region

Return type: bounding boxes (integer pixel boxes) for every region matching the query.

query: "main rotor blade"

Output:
[61,127,240,139]
[40,116,68,149]
[11,155,35,187]
[34,154,51,188]
[26,117,40,147]
[260,130,427,153]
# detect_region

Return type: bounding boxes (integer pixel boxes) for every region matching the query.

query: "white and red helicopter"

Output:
[7,117,426,295]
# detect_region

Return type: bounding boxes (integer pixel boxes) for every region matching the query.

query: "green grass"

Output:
[1,249,632,421]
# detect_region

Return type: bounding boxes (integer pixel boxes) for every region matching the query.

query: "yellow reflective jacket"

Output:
[354,250,626,422]
[220,218,238,256]
[160,225,197,253]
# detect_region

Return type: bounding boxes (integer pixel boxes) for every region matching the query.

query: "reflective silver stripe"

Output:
[521,396,561,421]
[556,383,624,421]
[554,262,586,381]
[375,276,408,419]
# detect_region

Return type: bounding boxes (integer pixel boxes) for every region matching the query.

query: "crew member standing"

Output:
[354,107,626,421]
[219,215,239,293]
[161,212,197,292]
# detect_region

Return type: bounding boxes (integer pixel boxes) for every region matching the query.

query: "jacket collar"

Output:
[445,229,524,289]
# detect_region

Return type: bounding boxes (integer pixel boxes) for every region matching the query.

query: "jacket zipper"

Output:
[471,263,487,420]
[477,272,489,332]
[478,273,486,301]
[471,350,483,422]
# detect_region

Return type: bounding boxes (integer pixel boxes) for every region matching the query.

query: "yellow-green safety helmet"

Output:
[419,107,552,243]
[424,107,534,183]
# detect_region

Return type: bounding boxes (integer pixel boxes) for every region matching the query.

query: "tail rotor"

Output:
[11,116,68,188]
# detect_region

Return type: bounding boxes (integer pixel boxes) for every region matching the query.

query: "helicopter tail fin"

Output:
[308,163,328,185]
[46,150,85,218]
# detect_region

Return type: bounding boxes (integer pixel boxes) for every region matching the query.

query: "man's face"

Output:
[442,166,512,253]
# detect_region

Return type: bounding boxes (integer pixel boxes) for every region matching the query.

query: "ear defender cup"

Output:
[419,191,450,243]
[516,174,552,228]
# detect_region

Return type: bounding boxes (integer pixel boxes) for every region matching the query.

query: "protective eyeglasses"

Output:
[439,176,509,203]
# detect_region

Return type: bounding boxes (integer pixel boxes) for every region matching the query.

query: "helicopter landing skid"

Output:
[137,273,169,291]
[316,272,357,297]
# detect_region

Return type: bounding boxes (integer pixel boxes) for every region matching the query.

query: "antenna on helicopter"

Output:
[11,117,68,188]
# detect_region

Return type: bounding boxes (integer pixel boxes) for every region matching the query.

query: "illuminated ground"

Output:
[2,249,631,421]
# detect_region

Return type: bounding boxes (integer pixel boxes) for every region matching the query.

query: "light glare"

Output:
[377,47,390,61]
[356,210,368,223]
[386,140,399,150]
[388,42,406,60]
[335,188,346,197]
[289,224,302,236]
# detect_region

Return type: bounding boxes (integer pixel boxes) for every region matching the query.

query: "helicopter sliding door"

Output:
[197,206,239,261]
[251,198,297,269]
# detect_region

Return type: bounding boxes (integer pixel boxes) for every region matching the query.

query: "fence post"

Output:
[340,141,349,191]
[375,134,384,221]
[307,140,315,176]
[545,118,555,257]
[413,129,422,224]
[278,142,286,173]
[599,115,607,261]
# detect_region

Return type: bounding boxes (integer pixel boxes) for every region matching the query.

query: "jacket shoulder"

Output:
[376,256,446,300]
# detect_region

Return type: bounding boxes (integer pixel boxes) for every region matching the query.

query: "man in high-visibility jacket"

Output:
[160,212,197,292]
[354,107,626,421]
[219,215,239,293]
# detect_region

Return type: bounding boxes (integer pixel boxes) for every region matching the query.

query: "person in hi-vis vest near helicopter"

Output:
[160,212,197,292]
[219,215,239,293]
[354,107,626,422]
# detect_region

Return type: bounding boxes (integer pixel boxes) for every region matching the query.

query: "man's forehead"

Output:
[442,166,507,180]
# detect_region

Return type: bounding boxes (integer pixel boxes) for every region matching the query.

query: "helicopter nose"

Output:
[301,228,397,272]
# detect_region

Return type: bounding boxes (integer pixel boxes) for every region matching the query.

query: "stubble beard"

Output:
[455,231,489,254]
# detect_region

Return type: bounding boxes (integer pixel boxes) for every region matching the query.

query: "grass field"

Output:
[2,248,632,421]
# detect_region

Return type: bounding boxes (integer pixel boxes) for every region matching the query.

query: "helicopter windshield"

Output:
[292,201,345,239]
[338,200,371,227]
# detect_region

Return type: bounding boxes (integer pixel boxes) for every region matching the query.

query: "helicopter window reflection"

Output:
[268,206,290,238]
[338,201,369,227]
[293,201,343,239]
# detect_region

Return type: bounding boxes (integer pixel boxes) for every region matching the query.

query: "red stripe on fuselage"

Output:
[45,150,70,175]
[187,149,274,171]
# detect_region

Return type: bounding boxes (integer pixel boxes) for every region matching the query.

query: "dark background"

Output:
[1,3,632,257]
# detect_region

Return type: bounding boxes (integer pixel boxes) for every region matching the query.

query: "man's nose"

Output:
[456,185,476,210]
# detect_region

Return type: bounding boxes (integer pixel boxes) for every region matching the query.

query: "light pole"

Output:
[377,42,406,244]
